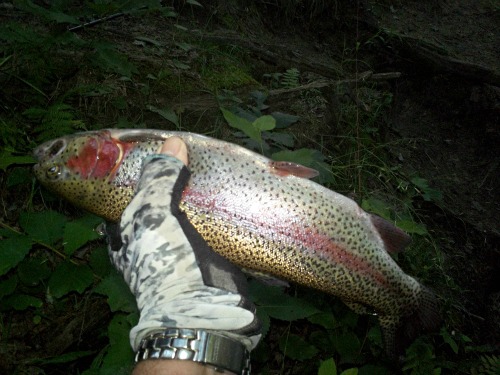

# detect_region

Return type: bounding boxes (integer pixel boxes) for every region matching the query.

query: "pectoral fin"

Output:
[242,268,290,287]
[269,161,319,179]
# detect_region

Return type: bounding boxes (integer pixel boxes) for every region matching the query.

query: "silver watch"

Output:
[135,328,251,375]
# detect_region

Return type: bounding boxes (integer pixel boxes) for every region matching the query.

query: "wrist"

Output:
[133,360,237,375]
[135,328,250,375]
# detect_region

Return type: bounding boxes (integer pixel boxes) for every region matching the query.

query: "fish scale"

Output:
[33,128,440,357]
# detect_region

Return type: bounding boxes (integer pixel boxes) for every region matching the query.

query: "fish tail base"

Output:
[379,286,441,359]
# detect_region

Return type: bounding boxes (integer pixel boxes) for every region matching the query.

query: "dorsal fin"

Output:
[269,161,319,179]
[370,214,411,253]
[118,133,166,143]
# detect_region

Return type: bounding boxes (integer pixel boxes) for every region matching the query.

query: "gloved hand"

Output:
[106,137,261,370]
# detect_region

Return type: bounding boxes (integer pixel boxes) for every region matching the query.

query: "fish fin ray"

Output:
[378,315,401,359]
[242,268,290,287]
[403,286,441,340]
[370,214,411,253]
[379,286,441,359]
[118,134,166,143]
[269,161,319,179]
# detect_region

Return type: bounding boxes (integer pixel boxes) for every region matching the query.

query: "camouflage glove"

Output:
[107,147,261,352]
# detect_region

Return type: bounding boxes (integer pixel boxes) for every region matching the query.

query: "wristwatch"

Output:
[135,328,251,375]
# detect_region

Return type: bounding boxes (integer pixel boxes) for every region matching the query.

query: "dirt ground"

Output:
[366,0,500,341]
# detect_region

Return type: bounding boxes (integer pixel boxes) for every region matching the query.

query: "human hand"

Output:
[106,137,261,374]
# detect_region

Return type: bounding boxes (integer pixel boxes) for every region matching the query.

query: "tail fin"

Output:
[380,287,441,359]
[404,286,441,340]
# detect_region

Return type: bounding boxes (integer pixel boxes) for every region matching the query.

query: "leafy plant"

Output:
[472,355,500,375]
[264,67,300,88]
[23,104,87,143]
[0,210,137,373]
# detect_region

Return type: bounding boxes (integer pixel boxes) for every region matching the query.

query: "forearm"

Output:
[133,360,236,375]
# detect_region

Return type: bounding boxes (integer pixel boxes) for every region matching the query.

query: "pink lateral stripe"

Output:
[183,188,389,288]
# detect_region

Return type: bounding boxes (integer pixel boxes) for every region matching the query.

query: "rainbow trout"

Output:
[33,128,440,356]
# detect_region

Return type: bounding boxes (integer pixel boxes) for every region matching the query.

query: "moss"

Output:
[202,63,259,91]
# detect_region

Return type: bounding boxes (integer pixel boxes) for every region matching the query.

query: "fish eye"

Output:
[46,165,61,180]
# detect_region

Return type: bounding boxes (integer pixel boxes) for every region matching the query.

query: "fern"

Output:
[23,104,87,143]
[280,68,300,88]
[473,355,500,375]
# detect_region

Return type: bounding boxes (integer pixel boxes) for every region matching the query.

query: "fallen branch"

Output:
[268,71,401,96]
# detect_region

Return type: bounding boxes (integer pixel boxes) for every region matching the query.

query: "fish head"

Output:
[33,130,135,222]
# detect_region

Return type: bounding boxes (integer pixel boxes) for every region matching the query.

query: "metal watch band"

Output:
[135,328,251,375]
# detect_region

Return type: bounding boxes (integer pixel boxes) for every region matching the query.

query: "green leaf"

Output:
[366,326,383,347]
[272,148,322,168]
[0,236,32,276]
[14,0,80,24]
[253,115,276,132]
[64,214,102,255]
[147,105,179,126]
[440,328,459,354]
[308,312,337,329]
[19,210,68,245]
[48,262,94,298]
[264,131,295,147]
[94,44,138,78]
[18,256,51,286]
[0,150,35,171]
[249,281,319,321]
[271,111,300,129]
[100,314,135,375]
[89,246,113,278]
[395,219,428,235]
[279,333,318,360]
[172,60,190,70]
[340,369,359,375]
[250,91,268,110]
[175,42,193,51]
[256,308,271,339]
[318,358,337,375]
[186,0,203,7]
[94,273,137,313]
[361,197,392,220]
[135,36,162,47]
[411,177,443,202]
[0,275,18,299]
[3,293,42,310]
[331,331,361,362]
[221,108,260,143]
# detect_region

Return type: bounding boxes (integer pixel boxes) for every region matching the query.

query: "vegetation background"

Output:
[0,0,498,374]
